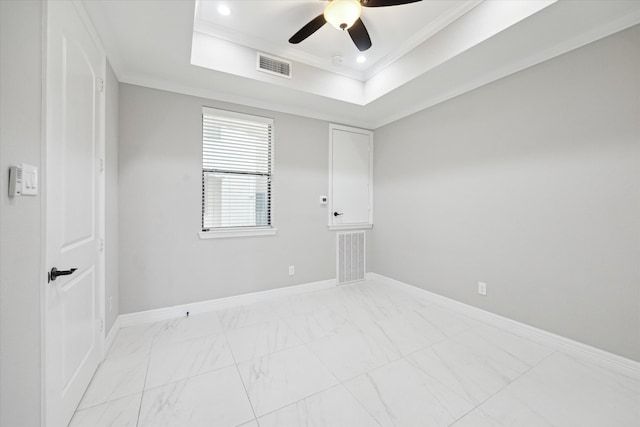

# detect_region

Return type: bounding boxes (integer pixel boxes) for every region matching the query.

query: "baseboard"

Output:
[369,273,640,379]
[117,278,337,329]
[106,273,639,379]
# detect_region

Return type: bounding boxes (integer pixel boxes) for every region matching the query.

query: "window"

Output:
[201,107,275,238]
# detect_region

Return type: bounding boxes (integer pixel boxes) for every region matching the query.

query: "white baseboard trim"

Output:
[369,273,640,379]
[117,278,337,329]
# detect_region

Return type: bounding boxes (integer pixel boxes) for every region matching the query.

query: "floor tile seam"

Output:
[282,317,326,347]
[236,335,348,420]
[270,338,367,419]
[250,382,342,421]
[510,349,558,377]
[404,336,558,409]
[288,315,374,347]
[300,339,342,385]
[403,350,505,411]
[392,334,449,359]
[347,344,524,422]
[223,324,260,425]
[447,332,546,374]
[233,340,310,366]
[300,312,408,377]
[73,390,142,413]
[329,349,406,384]
[411,310,478,340]
[367,316,446,357]
[146,319,175,345]
[143,358,238,392]
[73,360,104,413]
[135,347,154,427]
[76,348,151,411]
[338,378,386,427]
[465,323,557,359]
[447,349,561,426]
[394,351,484,407]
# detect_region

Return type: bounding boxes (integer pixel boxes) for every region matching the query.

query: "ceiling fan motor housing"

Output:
[324,0,362,31]
[289,0,421,51]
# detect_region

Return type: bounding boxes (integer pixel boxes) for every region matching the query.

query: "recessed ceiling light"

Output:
[356,56,366,64]
[217,4,231,16]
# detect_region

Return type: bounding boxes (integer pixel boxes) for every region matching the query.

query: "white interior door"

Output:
[45,1,105,426]
[329,125,373,228]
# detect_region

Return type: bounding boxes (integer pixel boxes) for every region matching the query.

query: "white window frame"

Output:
[199,107,277,239]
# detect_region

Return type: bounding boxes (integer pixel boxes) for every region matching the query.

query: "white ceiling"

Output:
[194,0,480,80]
[83,0,640,129]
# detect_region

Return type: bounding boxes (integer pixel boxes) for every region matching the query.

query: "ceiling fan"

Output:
[288,0,422,52]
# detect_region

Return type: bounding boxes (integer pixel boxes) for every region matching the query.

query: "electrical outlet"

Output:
[288,265,295,276]
[478,282,487,296]
[109,296,113,312]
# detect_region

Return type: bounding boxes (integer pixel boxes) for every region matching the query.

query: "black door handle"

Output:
[49,267,77,283]
[333,212,343,217]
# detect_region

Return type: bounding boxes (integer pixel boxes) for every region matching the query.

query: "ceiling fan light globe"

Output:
[324,0,362,31]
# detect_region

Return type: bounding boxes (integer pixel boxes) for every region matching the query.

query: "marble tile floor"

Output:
[69,278,640,427]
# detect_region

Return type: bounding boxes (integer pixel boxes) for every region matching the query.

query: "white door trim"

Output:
[40,3,49,425]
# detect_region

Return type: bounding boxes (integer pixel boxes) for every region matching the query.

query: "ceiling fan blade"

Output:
[347,18,372,52]
[289,14,326,44]
[361,0,422,7]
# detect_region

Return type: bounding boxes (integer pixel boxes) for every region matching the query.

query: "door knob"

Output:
[333,212,343,217]
[48,267,77,283]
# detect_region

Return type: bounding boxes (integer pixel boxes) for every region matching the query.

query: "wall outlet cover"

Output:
[478,281,487,296]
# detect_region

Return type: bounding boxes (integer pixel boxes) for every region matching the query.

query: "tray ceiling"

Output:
[83,0,640,128]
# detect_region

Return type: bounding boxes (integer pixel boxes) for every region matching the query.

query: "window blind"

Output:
[202,107,273,230]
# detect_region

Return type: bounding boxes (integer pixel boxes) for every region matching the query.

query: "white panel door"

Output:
[330,125,373,228]
[45,1,104,426]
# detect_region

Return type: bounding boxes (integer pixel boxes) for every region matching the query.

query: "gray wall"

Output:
[119,84,336,314]
[371,25,640,361]
[105,62,119,334]
[0,1,43,425]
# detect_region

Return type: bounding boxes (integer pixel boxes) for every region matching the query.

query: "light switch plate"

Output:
[21,163,38,196]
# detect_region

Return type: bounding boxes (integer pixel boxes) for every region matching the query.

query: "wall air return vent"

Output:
[336,231,365,285]
[257,53,292,79]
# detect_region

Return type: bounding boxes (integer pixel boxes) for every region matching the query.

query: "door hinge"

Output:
[97,78,105,92]
[99,158,105,173]
[98,238,104,252]
[100,319,104,332]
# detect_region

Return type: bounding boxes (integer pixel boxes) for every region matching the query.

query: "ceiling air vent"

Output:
[257,53,292,79]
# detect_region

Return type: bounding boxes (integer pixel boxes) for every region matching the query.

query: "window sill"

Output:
[199,227,278,239]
